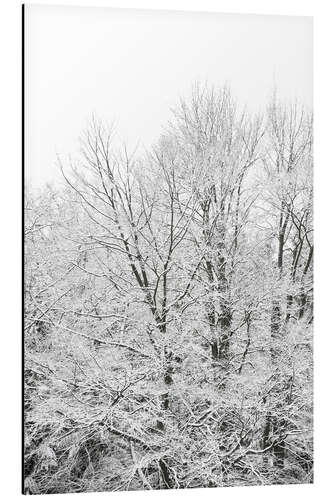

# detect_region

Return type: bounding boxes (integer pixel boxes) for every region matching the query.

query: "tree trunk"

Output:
[285,294,293,323]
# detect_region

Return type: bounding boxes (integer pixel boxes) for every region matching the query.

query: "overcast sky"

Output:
[25,5,312,187]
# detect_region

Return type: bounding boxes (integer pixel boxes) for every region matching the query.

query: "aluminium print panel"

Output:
[23,4,313,494]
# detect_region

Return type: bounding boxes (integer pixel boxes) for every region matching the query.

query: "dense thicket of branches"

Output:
[24,85,313,494]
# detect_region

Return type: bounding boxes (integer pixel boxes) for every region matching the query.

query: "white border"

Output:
[0,1,332,499]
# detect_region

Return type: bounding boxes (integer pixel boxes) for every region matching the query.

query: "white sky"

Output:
[25,5,312,187]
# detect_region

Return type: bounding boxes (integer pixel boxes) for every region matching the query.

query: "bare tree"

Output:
[24,86,313,493]
[260,95,313,468]
[165,84,264,363]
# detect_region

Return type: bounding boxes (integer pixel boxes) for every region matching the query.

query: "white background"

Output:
[24,5,312,187]
[0,1,332,499]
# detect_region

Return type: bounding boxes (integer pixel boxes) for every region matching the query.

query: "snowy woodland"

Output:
[24,85,313,494]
